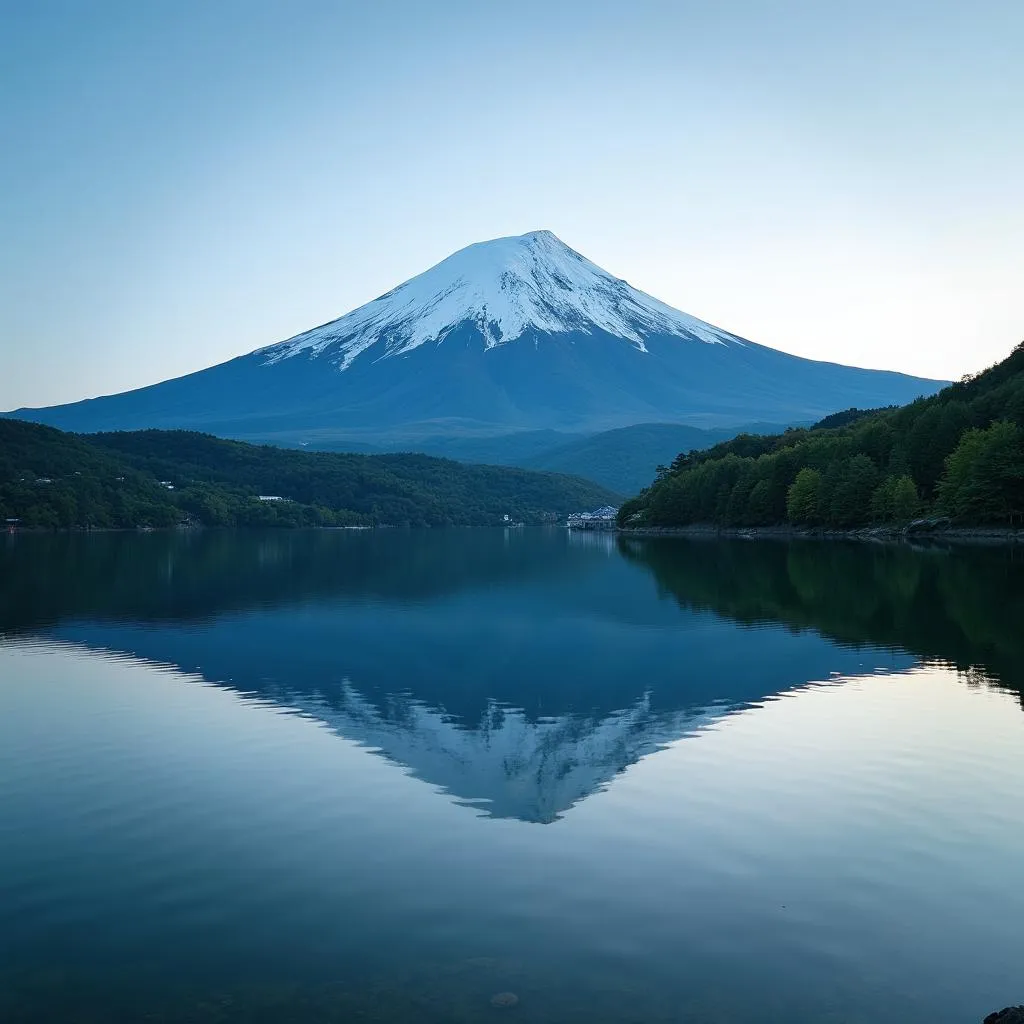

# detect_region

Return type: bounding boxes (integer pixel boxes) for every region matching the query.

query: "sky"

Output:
[1,0,1021,410]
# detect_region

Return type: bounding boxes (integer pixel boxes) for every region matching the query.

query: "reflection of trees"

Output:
[620,537,1024,707]
[6,531,1022,715]
[0,529,589,631]
[935,557,1024,674]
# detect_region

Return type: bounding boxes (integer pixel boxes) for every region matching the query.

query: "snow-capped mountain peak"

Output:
[12,229,946,440]
[259,230,739,371]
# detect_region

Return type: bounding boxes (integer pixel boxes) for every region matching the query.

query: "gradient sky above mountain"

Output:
[2,0,1021,409]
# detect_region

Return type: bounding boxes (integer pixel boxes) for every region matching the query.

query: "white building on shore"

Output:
[566,505,619,530]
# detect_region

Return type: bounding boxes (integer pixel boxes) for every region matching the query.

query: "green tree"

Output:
[725,467,756,525]
[786,468,822,525]
[891,475,920,523]
[938,420,1024,523]
[747,479,775,524]
[871,474,919,523]
[827,455,878,527]
[622,342,1024,531]
[871,476,896,522]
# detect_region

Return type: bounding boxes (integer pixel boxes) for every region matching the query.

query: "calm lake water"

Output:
[2,529,1023,1024]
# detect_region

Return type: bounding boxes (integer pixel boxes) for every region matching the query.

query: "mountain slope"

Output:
[302,423,796,494]
[518,421,798,494]
[7,231,945,441]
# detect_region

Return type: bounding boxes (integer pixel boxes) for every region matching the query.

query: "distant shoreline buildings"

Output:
[567,505,618,530]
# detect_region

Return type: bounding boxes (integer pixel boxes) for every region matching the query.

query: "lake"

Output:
[2,529,1023,1023]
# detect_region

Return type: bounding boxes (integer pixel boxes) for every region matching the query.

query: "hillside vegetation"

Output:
[0,421,618,529]
[269,422,794,495]
[519,422,763,494]
[619,343,1024,529]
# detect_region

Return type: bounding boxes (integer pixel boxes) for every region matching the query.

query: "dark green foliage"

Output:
[621,342,1024,529]
[871,475,920,524]
[0,421,618,529]
[811,406,893,430]
[824,454,877,526]
[0,420,181,529]
[786,468,822,525]
[937,421,1024,524]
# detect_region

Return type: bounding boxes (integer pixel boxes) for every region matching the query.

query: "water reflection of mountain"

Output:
[5,529,1019,821]
[30,617,910,824]
[277,683,729,823]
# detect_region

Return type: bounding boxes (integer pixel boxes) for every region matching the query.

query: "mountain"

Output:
[517,421,793,495]
[302,423,797,495]
[618,342,1024,528]
[8,231,944,444]
[0,420,618,529]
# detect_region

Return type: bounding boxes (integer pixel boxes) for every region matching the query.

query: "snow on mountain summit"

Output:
[260,230,739,371]
[13,225,945,438]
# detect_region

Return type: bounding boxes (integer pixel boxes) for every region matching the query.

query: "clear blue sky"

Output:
[2,0,1021,409]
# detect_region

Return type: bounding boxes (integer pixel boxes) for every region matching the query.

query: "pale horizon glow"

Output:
[1,0,1022,409]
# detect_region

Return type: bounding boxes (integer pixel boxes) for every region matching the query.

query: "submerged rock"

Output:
[490,991,519,1009]
[984,1008,1024,1024]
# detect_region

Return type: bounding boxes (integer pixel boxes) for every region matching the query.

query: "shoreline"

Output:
[9,523,1024,545]
[615,523,1024,545]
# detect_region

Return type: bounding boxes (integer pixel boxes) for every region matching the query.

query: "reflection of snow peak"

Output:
[287,682,729,823]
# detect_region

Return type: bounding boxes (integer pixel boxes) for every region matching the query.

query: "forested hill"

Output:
[619,342,1024,530]
[0,421,618,529]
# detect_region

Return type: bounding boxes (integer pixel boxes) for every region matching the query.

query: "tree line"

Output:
[618,342,1024,529]
[0,420,617,529]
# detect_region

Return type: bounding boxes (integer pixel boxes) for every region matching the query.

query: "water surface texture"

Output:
[2,530,1023,1023]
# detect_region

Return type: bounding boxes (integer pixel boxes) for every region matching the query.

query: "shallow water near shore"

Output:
[2,529,1023,1023]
